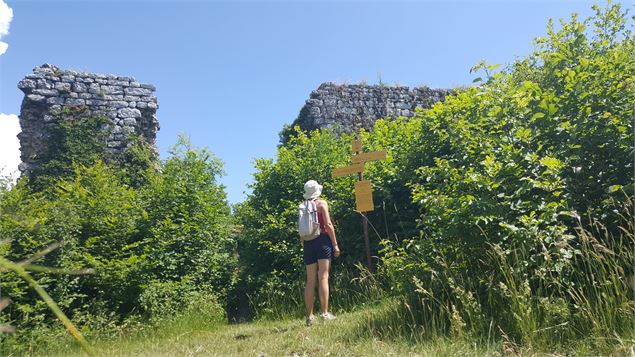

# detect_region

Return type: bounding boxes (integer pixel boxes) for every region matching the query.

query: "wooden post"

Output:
[332,137,386,272]
[355,145,373,271]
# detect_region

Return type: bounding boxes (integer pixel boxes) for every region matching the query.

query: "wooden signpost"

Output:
[332,139,386,271]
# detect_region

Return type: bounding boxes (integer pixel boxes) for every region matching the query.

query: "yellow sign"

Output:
[331,139,387,213]
[332,163,364,178]
[352,150,387,164]
[355,180,374,212]
[331,138,387,270]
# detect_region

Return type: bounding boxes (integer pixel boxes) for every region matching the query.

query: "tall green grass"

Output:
[22,300,499,357]
[250,262,389,320]
[357,198,635,355]
[250,199,633,355]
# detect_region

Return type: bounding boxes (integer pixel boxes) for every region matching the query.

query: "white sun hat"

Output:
[303,180,323,200]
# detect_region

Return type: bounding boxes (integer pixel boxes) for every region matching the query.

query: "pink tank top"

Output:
[316,204,326,234]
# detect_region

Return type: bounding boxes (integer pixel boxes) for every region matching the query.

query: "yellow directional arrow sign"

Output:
[330,138,387,272]
[331,141,386,212]
[354,180,374,212]
[352,150,387,164]
[332,163,364,178]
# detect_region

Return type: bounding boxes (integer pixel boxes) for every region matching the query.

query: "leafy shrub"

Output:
[0,133,235,343]
[379,2,634,348]
[139,279,225,322]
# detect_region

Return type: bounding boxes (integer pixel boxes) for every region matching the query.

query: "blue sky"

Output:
[0,0,621,204]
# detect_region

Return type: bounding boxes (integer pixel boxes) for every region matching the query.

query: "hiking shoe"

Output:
[305,314,315,326]
[320,312,336,321]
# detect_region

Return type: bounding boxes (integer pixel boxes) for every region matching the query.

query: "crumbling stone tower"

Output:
[291,82,452,135]
[17,64,160,174]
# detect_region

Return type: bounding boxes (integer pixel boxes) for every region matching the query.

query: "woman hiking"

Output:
[300,180,340,326]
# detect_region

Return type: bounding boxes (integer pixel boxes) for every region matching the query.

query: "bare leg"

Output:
[317,259,331,314]
[305,263,318,317]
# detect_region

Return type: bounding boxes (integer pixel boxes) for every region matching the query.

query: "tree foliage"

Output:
[0,133,234,340]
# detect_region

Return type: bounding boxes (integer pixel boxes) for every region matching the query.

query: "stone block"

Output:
[46,97,65,105]
[124,87,151,96]
[73,82,88,92]
[54,82,72,92]
[65,98,85,105]
[88,83,101,94]
[118,108,141,118]
[107,79,129,86]
[25,74,44,80]
[36,79,52,90]
[111,101,129,108]
[18,79,37,91]
[31,89,59,97]
[122,118,137,126]
[102,95,124,101]
[26,94,46,102]
[85,99,106,106]
[34,67,55,75]
[101,85,124,95]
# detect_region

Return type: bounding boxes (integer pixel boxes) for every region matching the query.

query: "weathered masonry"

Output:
[17,64,159,174]
[290,82,452,135]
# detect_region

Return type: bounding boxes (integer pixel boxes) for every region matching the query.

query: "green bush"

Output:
[139,279,225,322]
[0,132,235,346]
[380,2,634,348]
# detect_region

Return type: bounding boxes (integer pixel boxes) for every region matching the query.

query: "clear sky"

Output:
[0,0,621,204]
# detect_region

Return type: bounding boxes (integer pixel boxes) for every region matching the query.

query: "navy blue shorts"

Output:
[303,233,333,265]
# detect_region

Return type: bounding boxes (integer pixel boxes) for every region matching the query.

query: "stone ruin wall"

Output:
[16,66,450,174]
[292,82,453,134]
[17,64,159,174]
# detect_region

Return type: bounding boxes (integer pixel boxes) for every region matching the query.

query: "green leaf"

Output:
[531,112,546,120]
[540,156,563,170]
[487,63,502,71]
[607,184,622,193]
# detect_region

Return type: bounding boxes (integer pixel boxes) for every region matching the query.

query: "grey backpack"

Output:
[298,200,320,241]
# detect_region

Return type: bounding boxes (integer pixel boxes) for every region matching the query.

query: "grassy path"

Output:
[41,303,493,357]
